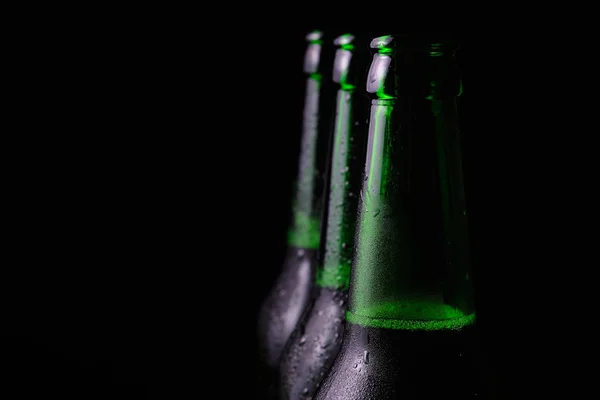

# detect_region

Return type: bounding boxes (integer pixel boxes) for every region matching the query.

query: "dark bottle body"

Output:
[257,30,336,399]
[315,323,484,399]
[314,35,490,399]
[280,286,348,399]
[279,33,371,400]
[258,247,318,399]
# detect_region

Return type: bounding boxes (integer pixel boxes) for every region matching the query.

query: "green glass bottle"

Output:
[279,33,371,400]
[314,34,491,399]
[257,29,336,399]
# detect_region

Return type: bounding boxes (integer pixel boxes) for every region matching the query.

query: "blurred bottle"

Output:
[256,29,336,399]
[278,32,371,400]
[314,33,493,399]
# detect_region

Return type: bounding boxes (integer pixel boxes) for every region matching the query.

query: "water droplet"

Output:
[341,242,346,248]
[363,350,369,364]
[339,299,345,306]
[302,388,308,395]
[297,249,305,257]
[299,336,307,345]
[373,209,380,217]
[353,363,358,369]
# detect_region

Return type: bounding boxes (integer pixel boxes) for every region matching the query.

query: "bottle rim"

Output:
[370,34,459,53]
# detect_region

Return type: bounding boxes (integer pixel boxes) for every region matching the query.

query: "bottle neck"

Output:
[347,94,475,331]
[316,88,368,290]
[288,74,334,250]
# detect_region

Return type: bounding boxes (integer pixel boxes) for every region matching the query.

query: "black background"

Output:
[2,19,587,399]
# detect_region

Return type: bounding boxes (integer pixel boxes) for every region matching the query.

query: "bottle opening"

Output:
[306,30,323,44]
[370,34,458,55]
[334,33,355,48]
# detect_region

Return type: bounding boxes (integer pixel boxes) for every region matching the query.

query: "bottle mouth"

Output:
[334,33,355,48]
[370,34,458,54]
[305,30,323,43]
